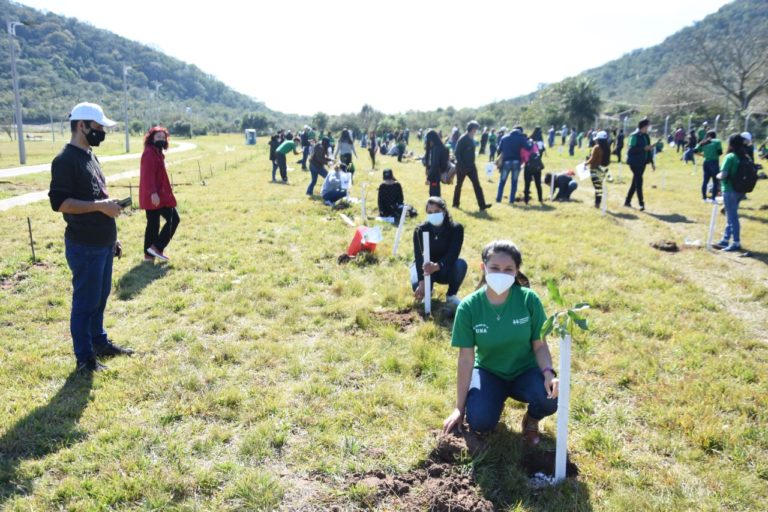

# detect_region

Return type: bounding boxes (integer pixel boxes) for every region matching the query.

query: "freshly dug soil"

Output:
[651,239,679,252]
[347,431,494,511]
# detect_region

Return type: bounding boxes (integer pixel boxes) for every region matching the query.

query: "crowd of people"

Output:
[45,100,761,447]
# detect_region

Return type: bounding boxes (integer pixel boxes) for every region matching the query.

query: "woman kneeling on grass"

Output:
[442,240,559,446]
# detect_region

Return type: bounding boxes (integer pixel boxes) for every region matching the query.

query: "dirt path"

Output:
[0,141,196,179]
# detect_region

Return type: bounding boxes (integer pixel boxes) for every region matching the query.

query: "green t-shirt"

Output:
[719,153,740,193]
[275,140,296,155]
[697,128,706,141]
[451,285,546,380]
[489,134,497,145]
[694,139,722,162]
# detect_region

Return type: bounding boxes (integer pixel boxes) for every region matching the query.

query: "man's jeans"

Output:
[300,145,310,169]
[307,164,328,195]
[465,367,558,433]
[702,160,720,200]
[65,239,113,363]
[497,160,521,203]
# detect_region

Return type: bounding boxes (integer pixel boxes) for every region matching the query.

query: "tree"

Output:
[312,112,329,133]
[687,28,768,122]
[240,112,269,132]
[551,77,602,131]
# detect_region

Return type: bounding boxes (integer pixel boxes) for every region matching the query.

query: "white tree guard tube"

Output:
[361,184,367,226]
[392,204,409,257]
[423,231,431,315]
[555,333,572,483]
[706,201,718,250]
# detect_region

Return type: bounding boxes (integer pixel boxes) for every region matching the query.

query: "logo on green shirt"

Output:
[512,316,530,325]
[473,323,489,334]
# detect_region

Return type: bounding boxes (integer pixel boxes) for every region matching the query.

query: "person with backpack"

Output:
[694,130,723,202]
[624,119,653,211]
[523,141,545,205]
[424,129,449,198]
[453,121,492,211]
[588,131,611,208]
[496,126,532,203]
[713,134,756,252]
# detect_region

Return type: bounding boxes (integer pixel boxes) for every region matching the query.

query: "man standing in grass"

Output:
[624,118,653,211]
[48,102,134,374]
[694,130,723,202]
[453,121,491,211]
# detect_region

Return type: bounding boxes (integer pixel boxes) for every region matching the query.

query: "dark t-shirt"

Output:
[48,144,117,246]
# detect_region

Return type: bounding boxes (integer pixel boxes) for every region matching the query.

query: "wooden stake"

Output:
[27,217,36,262]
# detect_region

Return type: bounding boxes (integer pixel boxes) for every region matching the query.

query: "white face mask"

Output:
[485,272,516,295]
[427,212,444,226]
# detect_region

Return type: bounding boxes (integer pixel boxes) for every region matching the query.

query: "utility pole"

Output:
[8,21,26,164]
[123,65,131,153]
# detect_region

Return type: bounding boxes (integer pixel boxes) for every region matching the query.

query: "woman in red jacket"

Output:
[139,126,179,262]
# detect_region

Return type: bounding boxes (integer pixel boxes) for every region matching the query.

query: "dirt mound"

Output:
[370,308,420,330]
[346,431,493,510]
[651,239,679,252]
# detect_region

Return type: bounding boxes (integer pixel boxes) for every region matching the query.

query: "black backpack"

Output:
[527,152,544,173]
[731,156,758,194]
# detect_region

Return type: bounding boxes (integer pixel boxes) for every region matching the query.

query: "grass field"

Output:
[0,133,766,511]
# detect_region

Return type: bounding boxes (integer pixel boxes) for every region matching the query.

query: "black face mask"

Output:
[84,126,106,147]
[153,140,168,150]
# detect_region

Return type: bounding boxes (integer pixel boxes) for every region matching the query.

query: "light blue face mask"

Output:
[427,212,444,226]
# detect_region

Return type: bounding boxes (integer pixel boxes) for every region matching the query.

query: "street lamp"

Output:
[123,65,131,152]
[7,20,26,164]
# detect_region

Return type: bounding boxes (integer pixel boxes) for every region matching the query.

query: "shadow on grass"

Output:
[116,262,169,300]
[475,423,593,511]
[645,212,695,224]
[607,210,639,220]
[0,371,93,507]
[742,249,768,266]
[740,214,768,226]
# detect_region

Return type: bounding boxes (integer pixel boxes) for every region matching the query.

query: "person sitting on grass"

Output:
[377,168,406,219]
[543,171,578,200]
[442,240,558,446]
[321,163,349,207]
[411,197,466,310]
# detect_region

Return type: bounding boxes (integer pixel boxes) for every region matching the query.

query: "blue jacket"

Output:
[498,130,532,162]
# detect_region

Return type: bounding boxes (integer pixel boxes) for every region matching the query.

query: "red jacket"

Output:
[139,145,176,209]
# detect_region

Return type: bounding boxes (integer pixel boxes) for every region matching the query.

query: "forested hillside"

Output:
[0,0,305,135]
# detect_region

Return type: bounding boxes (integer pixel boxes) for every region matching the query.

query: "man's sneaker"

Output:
[722,243,742,252]
[704,198,714,203]
[94,341,134,357]
[76,357,108,374]
[480,203,493,211]
[445,295,462,308]
[639,204,646,212]
[522,413,541,447]
[146,245,170,261]
[623,202,632,208]
[712,240,729,249]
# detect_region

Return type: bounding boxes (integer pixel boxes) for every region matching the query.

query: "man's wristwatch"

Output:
[542,367,557,377]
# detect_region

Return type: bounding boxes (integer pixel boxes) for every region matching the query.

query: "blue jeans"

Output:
[702,160,719,200]
[497,160,521,203]
[307,164,328,195]
[322,189,347,204]
[411,258,467,296]
[300,146,310,169]
[721,190,744,243]
[466,367,558,433]
[65,239,114,362]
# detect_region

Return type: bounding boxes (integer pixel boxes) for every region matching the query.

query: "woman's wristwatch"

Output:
[541,366,557,378]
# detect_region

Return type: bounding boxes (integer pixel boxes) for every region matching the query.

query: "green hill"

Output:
[0,0,305,135]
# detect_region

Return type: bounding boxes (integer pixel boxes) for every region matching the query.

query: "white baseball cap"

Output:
[596,130,608,140]
[69,102,117,127]
[741,131,752,142]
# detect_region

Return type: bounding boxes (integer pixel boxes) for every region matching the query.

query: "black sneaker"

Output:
[639,204,645,211]
[76,357,108,373]
[94,341,134,357]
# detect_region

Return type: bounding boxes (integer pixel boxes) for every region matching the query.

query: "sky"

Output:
[17,0,733,116]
